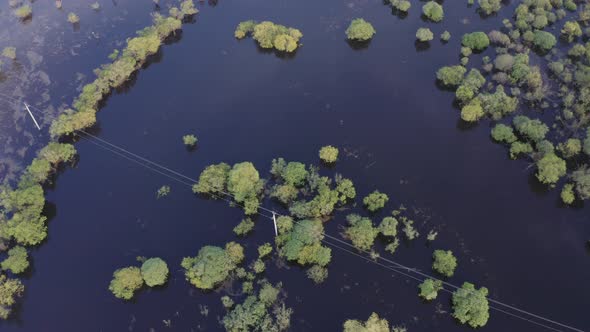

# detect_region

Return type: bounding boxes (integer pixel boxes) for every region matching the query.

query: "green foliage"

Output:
[533,30,557,50]
[494,54,514,72]
[363,191,389,212]
[235,20,257,39]
[478,0,501,15]
[226,241,245,265]
[379,216,398,237]
[278,219,331,267]
[509,141,533,159]
[90,2,100,10]
[536,153,566,185]
[432,249,457,277]
[258,243,273,259]
[343,312,391,332]
[491,124,517,144]
[156,185,170,198]
[193,163,231,196]
[289,184,339,219]
[345,214,379,251]
[50,109,97,137]
[319,146,339,163]
[513,116,548,142]
[183,134,198,147]
[390,0,411,12]
[280,161,308,187]
[180,0,198,16]
[562,21,582,42]
[14,5,32,19]
[271,184,298,205]
[181,244,241,290]
[276,216,293,234]
[561,183,575,204]
[418,279,443,300]
[436,65,466,87]
[441,31,451,41]
[335,176,356,203]
[306,265,328,283]
[462,32,490,51]
[584,129,590,156]
[558,138,581,158]
[228,162,264,215]
[452,282,490,328]
[67,12,80,24]
[221,295,235,309]
[140,257,169,287]
[252,259,265,274]
[572,167,590,200]
[345,18,376,41]
[1,246,29,274]
[109,267,144,300]
[479,86,518,119]
[2,47,16,60]
[422,1,444,22]
[461,98,484,122]
[39,142,77,166]
[416,28,434,42]
[0,274,24,319]
[234,218,255,236]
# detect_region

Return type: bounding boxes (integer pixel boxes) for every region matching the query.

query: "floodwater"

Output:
[1,0,589,331]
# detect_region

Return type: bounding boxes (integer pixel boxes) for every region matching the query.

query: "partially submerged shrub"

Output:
[345,18,376,41]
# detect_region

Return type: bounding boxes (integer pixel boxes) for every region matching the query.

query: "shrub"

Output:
[461,99,484,122]
[181,245,241,289]
[478,0,501,15]
[441,31,451,41]
[390,0,411,12]
[536,153,566,185]
[109,267,144,300]
[363,191,389,212]
[183,134,198,147]
[306,265,328,283]
[233,218,255,236]
[1,246,29,274]
[491,124,517,144]
[345,18,376,41]
[319,145,339,163]
[343,313,391,332]
[0,274,24,319]
[432,249,457,277]
[561,183,575,204]
[422,1,444,22]
[562,21,582,42]
[419,279,443,300]
[345,214,379,251]
[462,32,490,51]
[416,28,434,42]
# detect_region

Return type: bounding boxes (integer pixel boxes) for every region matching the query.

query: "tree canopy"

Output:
[181,244,243,290]
[343,312,390,332]
[140,257,169,287]
[422,1,444,22]
[363,191,389,212]
[319,146,339,163]
[228,162,264,215]
[462,32,490,51]
[236,20,303,52]
[0,274,24,320]
[419,278,443,301]
[1,246,29,274]
[452,282,490,328]
[345,214,379,251]
[432,249,457,277]
[345,19,376,41]
[108,267,144,300]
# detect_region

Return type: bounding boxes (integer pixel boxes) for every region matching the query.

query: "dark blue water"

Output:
[1,0,589,331]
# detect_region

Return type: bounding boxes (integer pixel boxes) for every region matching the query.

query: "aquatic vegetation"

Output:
[14,5,32,20]
[182,134,198,147]
[416,28,434,42]
[462,32,490,51]
[418,278,442,300]
[571,167,590,199]
[363,190,389,212]
[0,274,24,319]
[108,267,144,300]
[1,47,16,60]
[235,20,303,53]
[452,282,490,328]
[181,243,243,289]
[140,257,169,287]
[156,185,170,198]
[345,18,376,41]
[222,281,292,331]
[422,1,444,22]
[390,0,411,12]
[460,99,484,122]
[432,249,457,277]
[67,12,80,24]
[343,312,391,332]
[0,246,29,274]
[491,124,517,144]
[478,0,502,16]
[319,145,339,163]
[344,214,379,251]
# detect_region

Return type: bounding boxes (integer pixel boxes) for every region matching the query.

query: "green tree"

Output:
[140,257,169,287]
[452,282,490,328]
[306,265,328,283]
[234,218,255,236]
[258,243,273,259]
[363,191,389,212]
[462,32,490,51]
[0,274,24,319]
[336,177,356,203]
[319,146,339,163]
[510,141,533,159]
[436,65,466,87]
[432,249,457,277]
[345,18,376,41]
[418,278,443,300]
[533,30,557,50]
[180,0,198,16]
[461,98,484,122]
[536,153,566,185]
[422,1,444,22]
[282,162,308,187]
[345,214,379,251]
[1,246,29,274]
[379,216,398,237]
[478,0,501,15]
[183,134,198,147]
[479,86,518,119]
[512,116,548,142]
[228,162,264,215]
[562,21,582,42]
[416,28,434,42]
[193,163,230,195]
[343,312,390,332]
[278,219,331,267]
[390,0,411,12]
[572,167,590,200]
[181,245,241,290]
[235,20,257,39]
[491,124,517,144]
[109,267,144,300]
[561,183,575,204]
[558,138,581,158]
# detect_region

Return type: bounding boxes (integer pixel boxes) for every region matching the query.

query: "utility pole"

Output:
[24,103,41,130]
[272,212,278,237]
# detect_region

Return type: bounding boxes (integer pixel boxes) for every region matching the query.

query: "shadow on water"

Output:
[414,40,431,53]
[346,39,372,51]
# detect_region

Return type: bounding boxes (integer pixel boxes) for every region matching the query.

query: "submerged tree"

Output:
[432,249,457,277]
[343,312,391,332]
[140,257,169,287]
[363,191,389,212]
[1,246,29,274]
[109,267,144,300]
[418,278,443,300]
[345,214,379,251]
[345,18,376,41]
[319,146,339,163]
[193,163,231,196]
[422,1,444,22]
[181,243,243,290]
[452,282,490,328]
[0,274,24,320]
[228,162,264,215]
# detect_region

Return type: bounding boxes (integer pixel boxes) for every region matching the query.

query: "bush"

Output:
[235,20,257,39]
[183,134,198,147]
[494,54,514,72]
[233,218,255,236]
[390,0,411,12]
[561,183,575,204]
[140,257,169,287]
[236,21,303,52]
[512,115,548,142]
[422,1,444,22]
[319,145,339,163]
[572,167,590,200]
[345,18,376,41]
[344,313,391,332]
[478,0,501,15]
[0,274,24,319]
[436,65,466,87]
[416,28,434,42]
[419,279,443,300]
[462,32,490,51]
[379,216,398,237]
[441,31,451,42]
[345,214,379,251]
[67,12,80,24]
[181,245,241,289]
[306,265,328,283]
[562,21,582,42]
[14,5,32,20]
[363,191,389,212]
[109,267,144,300]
